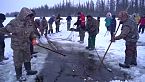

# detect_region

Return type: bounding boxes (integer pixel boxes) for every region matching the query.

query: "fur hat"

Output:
[118,11,129,19]
[106,12,112,17]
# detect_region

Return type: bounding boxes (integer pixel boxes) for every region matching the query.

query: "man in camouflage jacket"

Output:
[0,7,38,81]
[112,11,139,68]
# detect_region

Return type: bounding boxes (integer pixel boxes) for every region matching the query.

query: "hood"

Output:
[17,7,33,21]
[106,12,112,17]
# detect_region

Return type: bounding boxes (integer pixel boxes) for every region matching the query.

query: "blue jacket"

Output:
[66,16,72,22]
[48,17,55,24]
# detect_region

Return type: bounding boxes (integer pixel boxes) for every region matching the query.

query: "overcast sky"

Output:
[0,0,96,14]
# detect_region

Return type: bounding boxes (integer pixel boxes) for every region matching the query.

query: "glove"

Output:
[110,39,115,42]
[110,37,115,42]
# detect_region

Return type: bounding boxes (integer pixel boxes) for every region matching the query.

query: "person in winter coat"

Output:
[0,13,9,65]
[55,14,63,33]
[0,7,38,81]
[105,12,112,31]
[138,14,145,34]
[74,15,81,31]
[48,15,55,34]
[74,12,86,43]
[134,14,140,26]
[85,15,99,50]
[40,17,48,36]
[66,15,72,31]
[31,9,41,38]
[111,11,139,68]
[97,16,100,33]
[34,19,41,38]
[29,10,40,57]
[110,15,116,41]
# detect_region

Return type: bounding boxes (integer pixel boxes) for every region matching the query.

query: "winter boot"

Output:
[3,57,9,60]
[119,63,130,68]
[0,61,5,65]
[51,29,53,33]
[130,62,137,66]
[15,67,26,81]
[24,62,37,75]
[85,46,90,49]
[89,47,95,51]
[79,41,84,43]
[130,60,137,66]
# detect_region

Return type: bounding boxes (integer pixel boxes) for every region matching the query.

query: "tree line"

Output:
[6,0,145,17]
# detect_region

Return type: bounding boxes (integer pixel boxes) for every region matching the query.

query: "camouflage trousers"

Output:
[124,42,137,65]
[13,48,31,68]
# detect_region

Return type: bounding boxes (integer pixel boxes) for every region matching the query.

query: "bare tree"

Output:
[6,0,145,17]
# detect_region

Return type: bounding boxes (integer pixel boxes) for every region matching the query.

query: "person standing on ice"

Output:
[0,13,9,65]
[105,12,112,32]
[34,18,41,37]
[55,14,63,33]
[110,15,116,42]
[138,14,145,34]
[74,12,86,43]
[0,7,38,81]
[85,15,99,50]
[66,15,72,31]
[111,11,139,68]
[48,15,55,34]
[40,17,48,36]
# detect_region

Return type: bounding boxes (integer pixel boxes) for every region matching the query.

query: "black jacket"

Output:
[110,18,116,33]
[66,16,72,22]
[0,22,5,45]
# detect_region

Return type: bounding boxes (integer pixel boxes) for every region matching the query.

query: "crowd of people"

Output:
[0,7,142,81]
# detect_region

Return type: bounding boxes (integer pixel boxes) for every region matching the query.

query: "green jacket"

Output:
[105,17,112,27]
